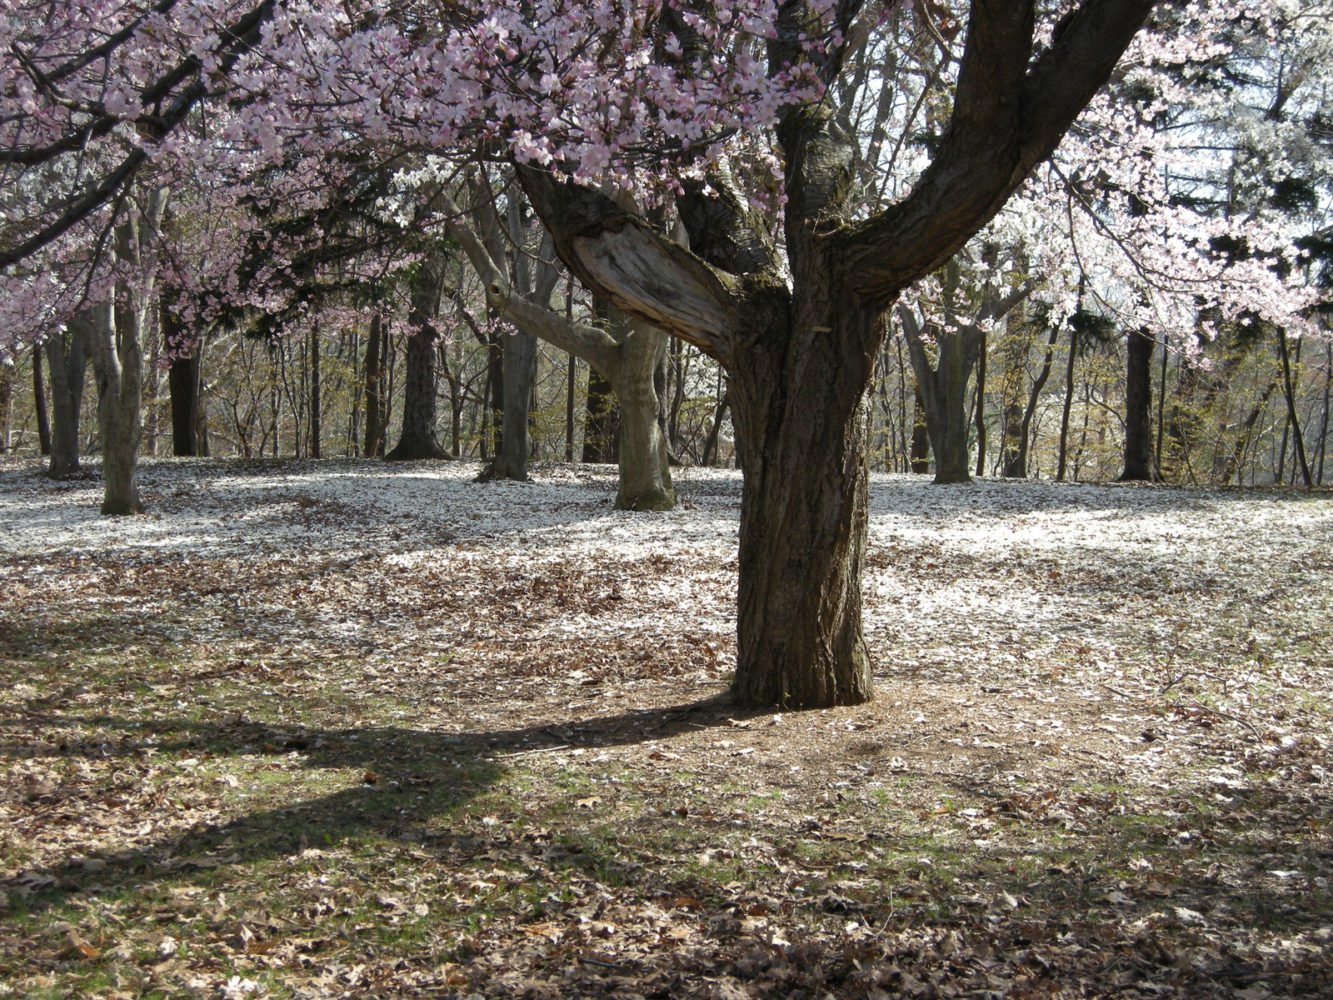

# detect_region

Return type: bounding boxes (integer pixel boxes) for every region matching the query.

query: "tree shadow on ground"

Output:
[3,695,1330,998]
[0,693,762,915]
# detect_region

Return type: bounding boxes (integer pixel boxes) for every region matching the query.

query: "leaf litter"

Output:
[0,457,1330,999]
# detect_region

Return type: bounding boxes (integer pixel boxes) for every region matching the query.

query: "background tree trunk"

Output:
[0,360,11,453]
[1056,329,1077,481]
[899,308,980,484]
[582,367,619,463]
[481,222,559,481]
[1011,324,1060,478]
[612,318,675,510]
[386,255,449,461]
[44,324,89,478]
[973,340,988,477]
[1277,328,1312,486]
[1120,327,1156,481]
[308,326,321,459]
[909,385,930,474]
[363,313,387,458]
[164,305,204,457]
[88,294,147,515]
[478,328,537,479]
[33,344,52,456]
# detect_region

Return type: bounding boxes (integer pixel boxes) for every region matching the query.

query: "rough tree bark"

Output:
[522,0,1157,707]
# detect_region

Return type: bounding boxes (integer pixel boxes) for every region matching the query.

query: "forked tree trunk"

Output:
[900,311,980,485]
[521,1,1158,708]
[728,279,877,708]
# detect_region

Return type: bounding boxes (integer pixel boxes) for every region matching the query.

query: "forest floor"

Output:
[0,457,1330,1000]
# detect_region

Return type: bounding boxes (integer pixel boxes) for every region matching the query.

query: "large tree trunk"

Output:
[1120,327,1156,481]
[386,255,449,461]
[728,281,877,708]
[44,323,90,478]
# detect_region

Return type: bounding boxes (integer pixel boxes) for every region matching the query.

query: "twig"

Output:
[1183,704,1262,738]
[490,744,570,759]
[578,956,629,972]
[1159,671,1189,695]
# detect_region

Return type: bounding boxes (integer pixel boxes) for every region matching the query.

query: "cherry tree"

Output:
[20,0,1317,705]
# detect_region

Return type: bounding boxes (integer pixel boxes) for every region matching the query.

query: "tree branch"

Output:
[440,190,622,377]
[839,0,1156,307]
[517,165,739,363]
